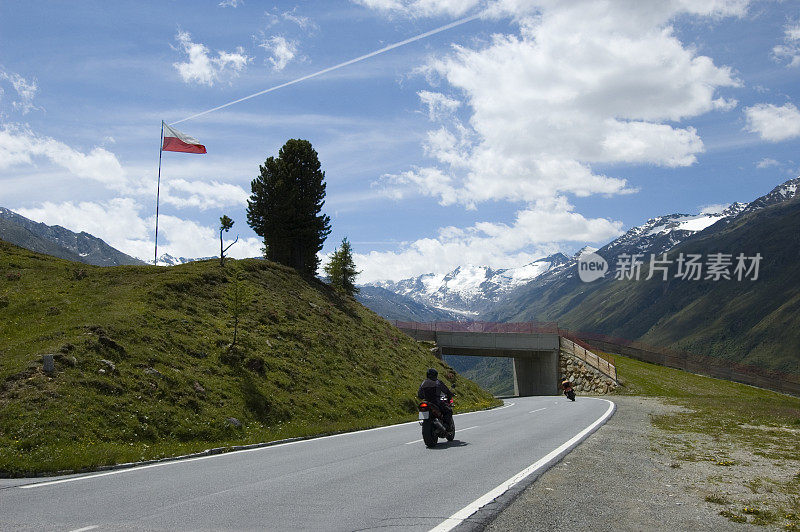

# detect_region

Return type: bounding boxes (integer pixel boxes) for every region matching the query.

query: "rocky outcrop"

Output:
[559,351,617,395]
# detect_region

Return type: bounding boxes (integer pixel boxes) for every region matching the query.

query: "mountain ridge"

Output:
[0,207,146,267]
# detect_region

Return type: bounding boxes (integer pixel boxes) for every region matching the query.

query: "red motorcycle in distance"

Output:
[418,394,455,447]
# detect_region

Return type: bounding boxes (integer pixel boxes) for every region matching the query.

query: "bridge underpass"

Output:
[434,331,560,396]
[395,322,618,397]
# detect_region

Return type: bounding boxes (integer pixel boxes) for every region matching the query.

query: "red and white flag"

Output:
[161,122,206,154]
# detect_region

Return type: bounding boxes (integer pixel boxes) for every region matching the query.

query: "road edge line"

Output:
[429,398,616,532]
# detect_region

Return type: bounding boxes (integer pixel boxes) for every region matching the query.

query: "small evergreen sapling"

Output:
[324,237,361,296]
[219,215,238,267]
[226,269,250,348]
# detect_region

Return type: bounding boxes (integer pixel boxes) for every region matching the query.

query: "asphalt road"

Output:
[0,396,614,532]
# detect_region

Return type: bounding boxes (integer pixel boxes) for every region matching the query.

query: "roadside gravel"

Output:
[484,395,751,532]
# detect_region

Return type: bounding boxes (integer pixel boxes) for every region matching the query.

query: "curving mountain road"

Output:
[0,396,614,532]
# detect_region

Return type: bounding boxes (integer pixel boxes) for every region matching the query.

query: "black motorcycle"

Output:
[418,394,455,447]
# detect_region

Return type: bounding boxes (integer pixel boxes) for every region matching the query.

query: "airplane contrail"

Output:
[171,13,481,125]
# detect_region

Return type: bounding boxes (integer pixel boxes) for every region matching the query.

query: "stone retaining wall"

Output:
[559,350,617,395]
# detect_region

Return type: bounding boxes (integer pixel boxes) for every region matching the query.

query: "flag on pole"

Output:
[161,122,207,154]
[154,120,206,264]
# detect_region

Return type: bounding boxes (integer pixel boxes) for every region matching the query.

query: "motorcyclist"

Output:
[418,368,454,428]
[562,379,575,401]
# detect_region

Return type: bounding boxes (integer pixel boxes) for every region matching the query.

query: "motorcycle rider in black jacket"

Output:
[417,368,454,428]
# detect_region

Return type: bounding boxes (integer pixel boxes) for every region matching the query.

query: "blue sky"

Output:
[1,0,799,282]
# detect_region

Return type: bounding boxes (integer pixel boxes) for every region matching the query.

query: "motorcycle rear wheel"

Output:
[421,421,438,447]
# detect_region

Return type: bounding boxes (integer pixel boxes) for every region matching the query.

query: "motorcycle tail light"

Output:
[420,403,428,408]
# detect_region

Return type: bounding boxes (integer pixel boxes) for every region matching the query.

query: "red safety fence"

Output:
[391,320,559,334]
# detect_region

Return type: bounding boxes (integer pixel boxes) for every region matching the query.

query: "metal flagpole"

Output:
[154,121,164,265]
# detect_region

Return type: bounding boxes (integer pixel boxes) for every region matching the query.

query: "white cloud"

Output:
[348,0,749,280]
[773,23,800,67]
[352,0,482,18]
[744,103,800,142]
[353,0,749,20]
[756,157,780,169]
[161,178,249,210]
[355,198,622,282]
[375,1,740,207]
[263,8,319,32]
[259,35,299,71]
[153,215,262,260]
[282,8,318,32]
[0,123,126,187]
[15,198,263,262]
[173,31,251,86]
[0,70,41,114]
[418,90,460,120]
[219,0,243,7]
[484,0,749,21]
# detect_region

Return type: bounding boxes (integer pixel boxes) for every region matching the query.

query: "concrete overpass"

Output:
[394,321,617,396]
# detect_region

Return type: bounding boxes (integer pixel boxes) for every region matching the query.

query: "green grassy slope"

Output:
[0,241,499,476]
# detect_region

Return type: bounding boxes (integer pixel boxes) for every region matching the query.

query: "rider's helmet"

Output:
[426,368,438,380]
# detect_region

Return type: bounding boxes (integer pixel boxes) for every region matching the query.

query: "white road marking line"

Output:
[457,401,515,417]
[528,408,547,414]
[429,399,616,532]
[68,526,99,532]
[20,404,515,490]
[404,425,479,445]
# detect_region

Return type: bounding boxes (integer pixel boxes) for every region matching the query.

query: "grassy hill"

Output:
[0,241,499,476]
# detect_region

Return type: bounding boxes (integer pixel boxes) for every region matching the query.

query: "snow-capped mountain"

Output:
[740,176,799,215]
[156,253,214,266]
[370,253,570,314]
[355,286,463,322]
[575,246,598,259]
[369,177,800,321]
[603,203,748,258]
[596,177,799,265]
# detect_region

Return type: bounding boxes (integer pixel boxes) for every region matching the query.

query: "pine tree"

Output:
[246,139,331,276]
[325,237,361,296]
